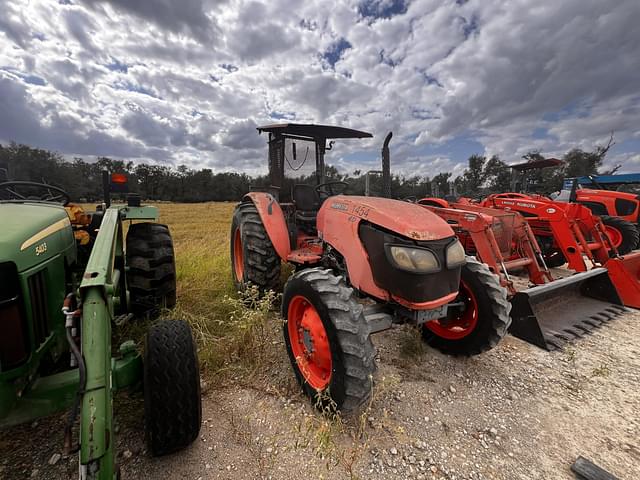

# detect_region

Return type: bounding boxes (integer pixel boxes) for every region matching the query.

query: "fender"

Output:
[418,197,450,208]
[243,192,291,260]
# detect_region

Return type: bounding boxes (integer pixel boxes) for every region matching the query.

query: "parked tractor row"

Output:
[230,123,640,413]
[2,123,638,479]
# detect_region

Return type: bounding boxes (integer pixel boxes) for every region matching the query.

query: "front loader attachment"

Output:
[509,268,625,350]
[605,252,640,309]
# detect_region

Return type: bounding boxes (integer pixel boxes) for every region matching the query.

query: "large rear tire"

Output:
[600,215,638,255]
[422,257,511,355]
[282,268,376,415]
[144,320,201,456]
[126,223,176,319]
[230,203,281,292]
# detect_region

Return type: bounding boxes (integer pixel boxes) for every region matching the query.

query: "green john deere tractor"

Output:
[0,173,201,479]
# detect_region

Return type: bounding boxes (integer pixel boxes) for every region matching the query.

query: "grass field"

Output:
[152,201,283,380]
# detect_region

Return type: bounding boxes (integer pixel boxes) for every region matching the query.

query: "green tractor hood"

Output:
[0,203,76,272]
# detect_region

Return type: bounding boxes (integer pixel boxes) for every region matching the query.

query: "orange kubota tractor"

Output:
[416,198,628,350]
[230,124,511,414]
[572,174,640,234]
[478,191,640,310]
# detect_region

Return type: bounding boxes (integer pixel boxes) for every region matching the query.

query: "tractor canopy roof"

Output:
[509,158,563,171]
[257,123,372,140]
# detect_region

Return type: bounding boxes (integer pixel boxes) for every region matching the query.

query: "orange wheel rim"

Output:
[233,228,244,281]
[425,280,478,340]
[604,226,623,248]
[287,295,332,390]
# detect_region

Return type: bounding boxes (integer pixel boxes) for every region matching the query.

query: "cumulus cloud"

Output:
[0,0,639,175]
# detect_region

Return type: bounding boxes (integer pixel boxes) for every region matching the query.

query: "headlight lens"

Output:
[388,245,440,273]
[446,240,466,268]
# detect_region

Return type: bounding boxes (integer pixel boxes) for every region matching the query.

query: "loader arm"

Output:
[429,199,629,350]
[78,206,157,479]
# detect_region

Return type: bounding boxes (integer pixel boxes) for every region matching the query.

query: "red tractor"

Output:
[508,159,640,250]
[230,124,511,413]
[483,191,639,256]
[417,198,629,349]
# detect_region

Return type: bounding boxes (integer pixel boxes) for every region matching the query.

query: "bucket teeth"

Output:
[582,318,600,328]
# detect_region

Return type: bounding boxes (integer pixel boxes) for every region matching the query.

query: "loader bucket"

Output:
[510,268,625,350]
[605,252,640,309]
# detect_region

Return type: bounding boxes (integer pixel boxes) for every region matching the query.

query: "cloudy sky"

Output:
[1,0,639,177]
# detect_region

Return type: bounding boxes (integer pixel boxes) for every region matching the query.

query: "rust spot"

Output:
[88,396,96,442]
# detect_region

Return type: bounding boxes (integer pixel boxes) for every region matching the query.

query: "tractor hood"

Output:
[0,202,75,272]
[318,195,455,241]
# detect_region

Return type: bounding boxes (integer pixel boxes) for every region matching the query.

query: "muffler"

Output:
[509,268,626,350]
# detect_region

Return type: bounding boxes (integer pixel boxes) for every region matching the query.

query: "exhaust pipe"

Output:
[381,132,392,198]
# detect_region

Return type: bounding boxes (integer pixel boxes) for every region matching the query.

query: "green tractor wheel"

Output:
[126,223,177,318]
[144,319,202,456]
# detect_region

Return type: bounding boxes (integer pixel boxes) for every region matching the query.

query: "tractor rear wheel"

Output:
[422,257,511,355]
[230,202,280,292]
[600,215,638,255]
[126,223,177,319]
[144,320,201,456]
[282,268,376,415]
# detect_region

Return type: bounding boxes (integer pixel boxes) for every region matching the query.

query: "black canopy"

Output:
[510,158,563,171]
[257,123,372,139]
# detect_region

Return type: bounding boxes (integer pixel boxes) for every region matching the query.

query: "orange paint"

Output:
[317,195,456,307]
[243,192,291,260]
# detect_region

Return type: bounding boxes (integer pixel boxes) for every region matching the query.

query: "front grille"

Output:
[0,262,29,370]
[28,270,50,347]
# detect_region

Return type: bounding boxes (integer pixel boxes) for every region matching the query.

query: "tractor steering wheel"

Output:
[315,181,349,198]
[0,181,71,206]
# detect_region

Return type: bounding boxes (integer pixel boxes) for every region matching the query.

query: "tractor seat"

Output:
[293,184,321,224]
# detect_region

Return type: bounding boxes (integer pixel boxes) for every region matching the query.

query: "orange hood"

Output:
[317,195,455,241]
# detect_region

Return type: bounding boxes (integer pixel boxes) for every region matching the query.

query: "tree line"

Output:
[0,139,616,203]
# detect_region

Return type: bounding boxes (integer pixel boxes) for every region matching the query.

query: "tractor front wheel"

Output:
[282,268,376,414]
[230,202,280,292]
[144,320,201,456]
[600,215,639,255]
[126,223,177,319]
[422,257,511,355]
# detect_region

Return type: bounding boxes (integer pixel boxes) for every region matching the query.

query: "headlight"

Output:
[387,245,440,273]
[446,240,466,268]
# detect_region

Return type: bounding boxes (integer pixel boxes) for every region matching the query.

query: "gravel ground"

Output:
[2,308,639,480]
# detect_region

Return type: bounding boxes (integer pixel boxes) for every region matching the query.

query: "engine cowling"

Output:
[316,195,462,309]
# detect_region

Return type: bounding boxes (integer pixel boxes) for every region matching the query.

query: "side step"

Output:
[509,268,626,350]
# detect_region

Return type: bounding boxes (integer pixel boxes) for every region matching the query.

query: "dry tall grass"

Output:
[153,202,282,379]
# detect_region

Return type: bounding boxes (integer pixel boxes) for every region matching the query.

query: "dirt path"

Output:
[2,310,639,480]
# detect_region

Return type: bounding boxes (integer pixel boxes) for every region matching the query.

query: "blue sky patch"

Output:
[359,0,408,19]
[323,38,352,68]
[106,59,129,73]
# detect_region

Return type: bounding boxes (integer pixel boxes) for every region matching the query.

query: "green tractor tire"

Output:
[126,223,177,318]
[144,319,202,456]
